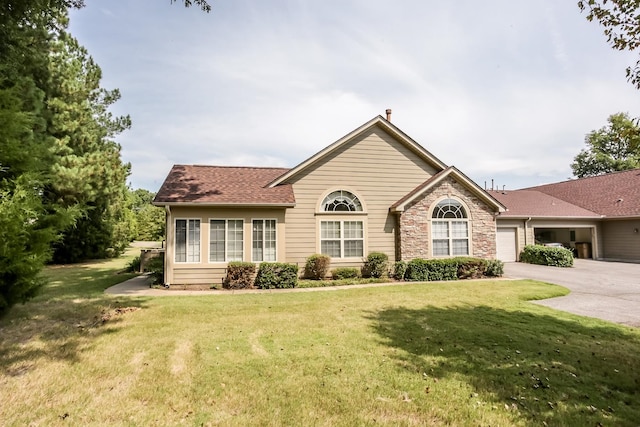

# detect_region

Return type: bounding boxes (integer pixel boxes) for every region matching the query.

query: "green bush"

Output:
[332,267,360,280]
[146,256,164,285]
[454,257,487,279]
[224,262,256,289]
[125,256,141,273]
[255,262,299,289]
[485,259,504,277]
[393,261,408,280]
[520,245,574,267]
[304,254,331,279]
[362,252,389,278]
[406,258,459,281]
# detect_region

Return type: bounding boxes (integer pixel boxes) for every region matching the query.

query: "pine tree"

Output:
[0,4,75,315]
[44,16,133,262]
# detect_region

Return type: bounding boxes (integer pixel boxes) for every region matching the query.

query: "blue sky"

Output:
[69,1,640,192]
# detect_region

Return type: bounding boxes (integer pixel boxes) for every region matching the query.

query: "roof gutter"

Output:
[497,215,604,220]
[153,202,296,208]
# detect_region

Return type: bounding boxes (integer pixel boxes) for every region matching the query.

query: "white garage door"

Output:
[497,228,517,262]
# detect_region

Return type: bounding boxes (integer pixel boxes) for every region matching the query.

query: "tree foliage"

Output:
[46,18,133,262]
[0,0,209,313]
[578,0,640,89]
[129,189,166,241]
[571,112,640,177]
[0,3,75,315]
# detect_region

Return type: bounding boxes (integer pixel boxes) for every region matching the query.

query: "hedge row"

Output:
[393,257,504,281]
[519,245,574,267]
[223,262,299,289]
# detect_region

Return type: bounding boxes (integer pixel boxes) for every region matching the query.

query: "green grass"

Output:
[1,251,639,426]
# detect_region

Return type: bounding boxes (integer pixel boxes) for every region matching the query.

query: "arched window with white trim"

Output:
[319,190,364,258]
[321,190,363,212]
[431,198,469,256]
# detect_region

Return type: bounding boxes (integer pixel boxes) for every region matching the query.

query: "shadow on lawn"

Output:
[368,305,640,426]
[0,268,149,374]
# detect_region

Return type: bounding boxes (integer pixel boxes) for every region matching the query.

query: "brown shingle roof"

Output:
[490,190,601,218]
[524,169,640,218]
[153,165,295,205]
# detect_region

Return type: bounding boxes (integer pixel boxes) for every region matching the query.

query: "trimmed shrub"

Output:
[393,261,408,280]
[304,254,331,279]
[332,267,360,280]
[520,245,574,267]
[255,262,299,289]
[362,252,389,278]
[485,259,504,277]
[224,262,256,289]
[406,258,458,281]
[454,257,487,279]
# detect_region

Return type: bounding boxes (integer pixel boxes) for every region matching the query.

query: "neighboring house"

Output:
[491,169,640,262]
[153,113,506,286]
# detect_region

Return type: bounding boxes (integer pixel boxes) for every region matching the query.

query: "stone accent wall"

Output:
[398,177,497,260]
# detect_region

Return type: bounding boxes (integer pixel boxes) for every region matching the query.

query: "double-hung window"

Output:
[431,199,469,256]
[321,220,364,258]
[175,219,200,262]
[209,219,243,262]
[319,190,364,258]
[252,219,276,262]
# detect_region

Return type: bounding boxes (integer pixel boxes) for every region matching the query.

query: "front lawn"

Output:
[1,251,639,426]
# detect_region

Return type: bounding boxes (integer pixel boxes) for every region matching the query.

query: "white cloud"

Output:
[69,0,640,191]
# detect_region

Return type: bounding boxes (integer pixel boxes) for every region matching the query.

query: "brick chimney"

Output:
[385,109,392,121]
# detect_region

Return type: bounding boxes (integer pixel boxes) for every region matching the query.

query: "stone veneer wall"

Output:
[398,177,497,260]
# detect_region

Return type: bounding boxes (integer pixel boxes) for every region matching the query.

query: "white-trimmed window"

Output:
[252,219,276,262]
[321,190,363,212]
[320,220,364,258]
[431,198,469,256]
[175,219,200,262]
[209,219,243,262]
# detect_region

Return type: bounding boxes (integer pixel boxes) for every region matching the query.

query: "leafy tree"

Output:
[0,4,76,315]
[571,112,640,177]
[129,189,166,241]
[578,0,640,89]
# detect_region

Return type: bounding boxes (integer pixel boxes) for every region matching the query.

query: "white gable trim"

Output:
[391,167,507,213]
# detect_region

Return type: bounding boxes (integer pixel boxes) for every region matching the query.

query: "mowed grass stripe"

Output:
[1,251,639,426]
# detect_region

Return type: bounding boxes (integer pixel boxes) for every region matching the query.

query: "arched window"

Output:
[319,190,364,258]
[321,190,362,212]
[431,198,469,256]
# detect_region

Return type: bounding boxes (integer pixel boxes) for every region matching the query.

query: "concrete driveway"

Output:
[504,259,640,327]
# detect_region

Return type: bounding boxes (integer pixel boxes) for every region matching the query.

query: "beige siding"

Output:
[285,126,439,268]
[496,220,527,261]
[166,206,287,285]
[602,219,640,261]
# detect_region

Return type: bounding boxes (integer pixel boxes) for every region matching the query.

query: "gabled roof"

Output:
[490,190,602,219]
[268,115,448,187]
[153,165,295,206]
[390,166,506,213]
[524,169,640,218]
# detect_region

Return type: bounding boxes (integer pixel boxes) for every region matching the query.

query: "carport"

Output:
[534,225,595,259]
[490,189,604,262]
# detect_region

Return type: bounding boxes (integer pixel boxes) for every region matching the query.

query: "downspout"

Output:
[165,205,171,287]
[524,217,531,246]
